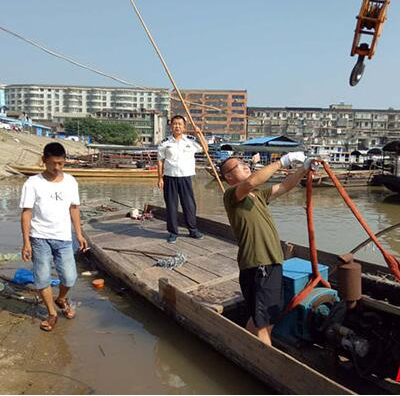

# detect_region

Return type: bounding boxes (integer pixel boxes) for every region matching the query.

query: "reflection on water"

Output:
[2,172,400,264]
[1,172,400,393]
[0,174,269,395]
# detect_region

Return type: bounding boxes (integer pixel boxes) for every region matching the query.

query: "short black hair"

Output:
[170,115,186,125]
[219,157,236,177]
[43,142,66,159]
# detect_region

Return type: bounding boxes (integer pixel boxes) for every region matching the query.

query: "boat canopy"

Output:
[237,135,302,153]
[367,147,383,155]
[383,141,400,153]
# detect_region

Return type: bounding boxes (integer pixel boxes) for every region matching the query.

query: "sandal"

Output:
[40,314,58,332]
[55,298,76,319]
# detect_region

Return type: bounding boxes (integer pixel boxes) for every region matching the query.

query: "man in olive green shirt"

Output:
[221,152,317,346]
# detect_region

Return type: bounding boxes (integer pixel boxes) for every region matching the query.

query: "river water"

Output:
[1,171,400,394]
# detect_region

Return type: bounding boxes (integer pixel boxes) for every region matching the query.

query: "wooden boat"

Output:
[8,164,158,178]
[376,174,400,194]
[82,206,400,395]
[300,169,382,188]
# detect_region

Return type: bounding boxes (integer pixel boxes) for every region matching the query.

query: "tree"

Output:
[64,117,139,145]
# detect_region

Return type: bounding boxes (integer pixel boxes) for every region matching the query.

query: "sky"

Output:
[1,0,399,109]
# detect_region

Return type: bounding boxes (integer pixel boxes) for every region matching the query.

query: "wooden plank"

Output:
[158,280,354,395]
[189,279,242,306]
[173,262,219,285]
[188,253,237,277]
[182,236,237,254]
[170,238,210,258]
[137,266,197,292]
[148,205,236,242]
[92,249,152,275]
[361,295,400,317]
[183,272,239,293]
[84,235,158,302]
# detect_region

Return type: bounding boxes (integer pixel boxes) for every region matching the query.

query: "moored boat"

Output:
[300,169,382,188]
[8,164,158,178]
[377,174,400,193]
[82,206,400,395]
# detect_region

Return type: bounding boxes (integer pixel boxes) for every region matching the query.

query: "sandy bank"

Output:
[0,129,88,179]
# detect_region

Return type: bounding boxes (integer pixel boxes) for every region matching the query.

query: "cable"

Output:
[0,24,233,115]
[0,25,155,91]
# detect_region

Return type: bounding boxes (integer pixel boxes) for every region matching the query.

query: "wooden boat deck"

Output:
[83,207,399,395]
[85,212,243,313]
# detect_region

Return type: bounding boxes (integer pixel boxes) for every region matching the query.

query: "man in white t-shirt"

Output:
[20,142,88,332]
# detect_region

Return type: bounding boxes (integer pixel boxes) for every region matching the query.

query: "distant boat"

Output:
[300,169,381,188]
[8,164,158,178]
[376,174,400,194]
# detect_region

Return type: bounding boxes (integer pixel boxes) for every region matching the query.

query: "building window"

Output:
[205,116,227,121]
[232,95,245,99]
[205,94,228,100]
[232,102,244,107]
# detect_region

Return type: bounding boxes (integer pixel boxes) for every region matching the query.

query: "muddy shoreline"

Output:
[0,129,88,179]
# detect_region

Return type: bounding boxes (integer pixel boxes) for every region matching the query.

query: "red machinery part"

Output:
[284,159,400,315]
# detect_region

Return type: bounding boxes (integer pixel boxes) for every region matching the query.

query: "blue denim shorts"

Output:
[30,237,77,290]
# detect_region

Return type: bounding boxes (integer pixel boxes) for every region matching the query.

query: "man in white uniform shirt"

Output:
[157,115,206,243]
[20,142,88,332]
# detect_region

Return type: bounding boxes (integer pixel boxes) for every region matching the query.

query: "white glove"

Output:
[280,152,306,168]
[304,158,320,172]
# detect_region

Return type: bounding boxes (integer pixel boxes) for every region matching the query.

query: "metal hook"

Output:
[349,55,366,86]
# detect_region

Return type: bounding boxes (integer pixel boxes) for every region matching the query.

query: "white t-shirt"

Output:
[157,135,202,177]
[19,173,80,241]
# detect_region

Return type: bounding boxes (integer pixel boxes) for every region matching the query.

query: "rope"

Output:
[283,159,400,315]
[0,24,234,116]
[320,160,400,282]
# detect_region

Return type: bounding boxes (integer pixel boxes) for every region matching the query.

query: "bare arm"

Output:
[21,208,32,261]
[270,165,307,201]
[194,126,208,153]
[70,205,88,251]
[235,161,282,201]
[157,159,164,189]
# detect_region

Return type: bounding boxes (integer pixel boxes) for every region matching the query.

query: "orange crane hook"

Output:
[349,0,390,86]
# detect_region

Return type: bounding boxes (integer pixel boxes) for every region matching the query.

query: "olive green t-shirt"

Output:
[223,185,284,271]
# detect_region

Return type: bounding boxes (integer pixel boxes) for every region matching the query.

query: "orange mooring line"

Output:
[283,160,400,315]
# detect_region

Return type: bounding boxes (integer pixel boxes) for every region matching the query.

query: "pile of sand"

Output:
[0,129,89,179]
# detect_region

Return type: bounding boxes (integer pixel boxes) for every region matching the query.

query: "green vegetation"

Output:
[65,117,139,145]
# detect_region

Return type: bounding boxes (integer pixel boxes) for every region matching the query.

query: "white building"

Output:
[4,84,170,122]
[0,83,6,109]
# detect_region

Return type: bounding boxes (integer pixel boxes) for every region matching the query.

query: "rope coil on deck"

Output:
[284,159,400,315]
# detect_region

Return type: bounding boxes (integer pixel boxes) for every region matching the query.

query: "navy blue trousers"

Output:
[163,175,198,236]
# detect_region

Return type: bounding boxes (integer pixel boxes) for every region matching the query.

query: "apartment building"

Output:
[4,84,170,122]
[94,109,168,145]
[248,103,400,149]
[171,89,247,140]
[0,84,5,108]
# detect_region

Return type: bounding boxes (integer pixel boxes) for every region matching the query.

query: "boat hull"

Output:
[82,206,399,394]
[9,164,158,178]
